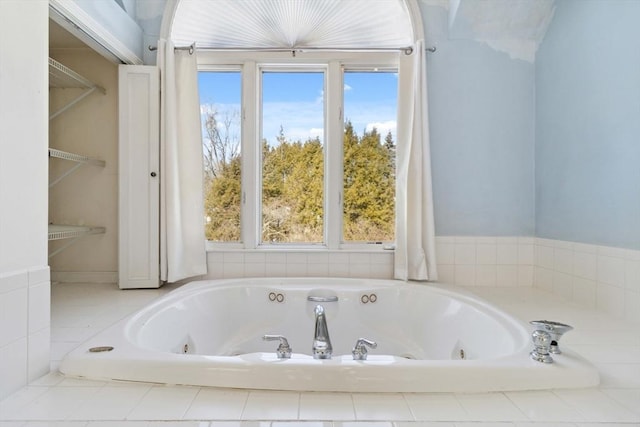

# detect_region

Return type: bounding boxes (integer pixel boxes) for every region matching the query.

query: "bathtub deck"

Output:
[0,281,638,426]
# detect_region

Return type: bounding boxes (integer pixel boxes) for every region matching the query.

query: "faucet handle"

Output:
[263,334,292,359]
[352,337,377,360]
[530,329,553,363]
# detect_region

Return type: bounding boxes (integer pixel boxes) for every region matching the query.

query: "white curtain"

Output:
[394,40,438,282]
[158,39,207,283]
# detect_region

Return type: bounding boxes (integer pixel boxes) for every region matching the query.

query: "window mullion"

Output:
[325,60,343,250]
[241,61,258,249]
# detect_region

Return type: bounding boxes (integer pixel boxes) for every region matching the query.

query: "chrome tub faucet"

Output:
[312,304,332,359]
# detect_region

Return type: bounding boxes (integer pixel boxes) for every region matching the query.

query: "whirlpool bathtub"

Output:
[60,278,599,392]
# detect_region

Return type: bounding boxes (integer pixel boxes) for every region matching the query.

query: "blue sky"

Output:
[198,70,397,146]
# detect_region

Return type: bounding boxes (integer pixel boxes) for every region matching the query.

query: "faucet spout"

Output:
[312,304,332,359]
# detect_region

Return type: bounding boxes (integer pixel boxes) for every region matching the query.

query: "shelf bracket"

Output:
[48,57,106,120]
[49,236,83,258]
[49,162,83,188]
[49,86,98,120]
[48,148,106,187]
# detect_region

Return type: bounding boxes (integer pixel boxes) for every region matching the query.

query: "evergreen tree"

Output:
[204,118,395,243]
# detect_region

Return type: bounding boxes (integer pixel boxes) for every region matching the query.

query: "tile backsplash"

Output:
[206,250,395,280]
[534,238,640,324]
[435,236,535,287]
[435,236,640,323]
[56,235,638,325]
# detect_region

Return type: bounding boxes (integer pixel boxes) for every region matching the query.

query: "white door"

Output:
[118,65,160,289]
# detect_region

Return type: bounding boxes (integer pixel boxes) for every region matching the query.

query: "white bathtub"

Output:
[60,278,599,392]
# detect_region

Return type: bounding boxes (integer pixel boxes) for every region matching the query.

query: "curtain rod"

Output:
[148,43,195,54]
[148,44,436,55]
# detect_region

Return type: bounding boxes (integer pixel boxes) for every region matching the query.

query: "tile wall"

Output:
[206,251,395,280]
[435,236,535,287]
[204,237,536,284]
[0,266,50,400]
[534,238,640,324]
[204,237,640,325]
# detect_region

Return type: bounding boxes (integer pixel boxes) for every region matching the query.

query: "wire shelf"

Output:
[48,57,105,93]
[48,225,106,241]
[49,148,106,167]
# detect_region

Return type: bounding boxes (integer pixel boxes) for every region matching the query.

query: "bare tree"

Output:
[202,104,241,179]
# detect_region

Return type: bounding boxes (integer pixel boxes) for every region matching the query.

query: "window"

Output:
[199,70,242,242]
[261,70,325,244]
[198,52,398,250]
[342,71,397,243]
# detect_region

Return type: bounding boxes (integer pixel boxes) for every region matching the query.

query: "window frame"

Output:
[197,50,399,252]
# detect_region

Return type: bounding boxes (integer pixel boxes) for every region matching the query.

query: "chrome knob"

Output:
[530,329,553,363]
[530,320,573,354]
[352,337,377,360]
[263,334,292,359]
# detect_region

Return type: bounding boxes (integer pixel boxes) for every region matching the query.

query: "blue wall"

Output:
[423,6,536,237]
[535,0,640,250]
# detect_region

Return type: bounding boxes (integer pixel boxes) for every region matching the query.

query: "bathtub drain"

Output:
[460,349,465,359]
[89,346,114,353]
[183,344,189,354]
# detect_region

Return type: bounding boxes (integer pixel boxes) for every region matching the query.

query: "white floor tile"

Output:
[505,390,585,422]
[24,422,89,426]
[600,388,640,417]
[241,391,300,420]
[452,423,516,427]
[395,422,456,427]
[351,393,413,421]
[454,394,526,422]
[272,422,333,427]
[553,389,640,423]
[126,385,199,421]
[299,392,355,420]
[146,422,212,427]
[403,393,469,421]
[574,424,640,427]
[334,422,394,427]
[514,423,578,427]
[3,387,102,420]
[85,422,150,427]
[68,385,151,420]
[183,388,249,420]
[0,386,50,416]
[233,422,271,427]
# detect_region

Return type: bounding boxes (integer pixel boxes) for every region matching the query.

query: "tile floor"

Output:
[0,281,638,426]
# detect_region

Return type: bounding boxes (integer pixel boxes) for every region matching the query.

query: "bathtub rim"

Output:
[58,277,600,393]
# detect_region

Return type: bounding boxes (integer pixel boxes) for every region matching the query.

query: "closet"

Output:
[48,57,106,258]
